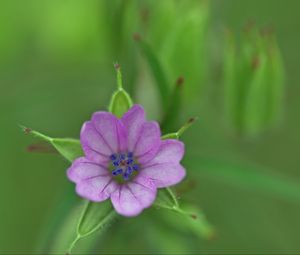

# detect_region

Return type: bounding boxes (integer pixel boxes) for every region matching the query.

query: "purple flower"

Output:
[67,105,186,217]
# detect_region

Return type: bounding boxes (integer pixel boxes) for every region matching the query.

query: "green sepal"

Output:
[21,126,83,162]
[161,77,184,132]
[22,127,117,254]
[161,117,197,140]
[108,89,133,118]
[154,188,214,240]
[67,200,118,254]
[154,187,179,210]
[159,203,215,240]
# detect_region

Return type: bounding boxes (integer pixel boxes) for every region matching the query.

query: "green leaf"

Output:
[159,0,210,101]
[134,36,170,111]
[265,35,285,125]
[223,29,239,130]
[67,200,118,254]
[187,156,300,203]
[108,64,133,118]
[161,77,184,133]
[243,52,269,135]
[22,126,83,162]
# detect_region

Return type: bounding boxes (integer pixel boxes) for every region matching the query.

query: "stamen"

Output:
[110,152,140,182]
[126,166,133,175]
[112,169,123,176]
[113,160,120,167]
[123,173,130,181]
[133,164,139,171]
[110,154,117,161]
[126,159,134,165]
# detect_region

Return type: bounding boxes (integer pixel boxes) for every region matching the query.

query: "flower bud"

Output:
[223,24,285,136]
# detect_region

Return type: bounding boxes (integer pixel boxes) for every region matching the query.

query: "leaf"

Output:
[265,35,285,125]
[243,52,269,135]
[186,155,300,203]
[134,36,170,111]
[160,0,210,101]
[108,64,133,118]
[223,29,239,129]
[161,77,184,133]
[22,126,83,162]
[67,200,118,254]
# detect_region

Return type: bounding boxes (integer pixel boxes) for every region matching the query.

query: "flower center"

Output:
[109,152,139,182]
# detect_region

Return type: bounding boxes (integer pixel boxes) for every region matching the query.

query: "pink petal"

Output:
[121,105,145,152]
[67,157,109,183]
[76,176,118,202]
[92,112,127,153]
[134,121,161,161]
[140,163,186,188]
[80,121,111,164]
[143,139,185,166]
[110,176,157,217]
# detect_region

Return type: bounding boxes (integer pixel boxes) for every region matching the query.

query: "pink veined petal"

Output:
[134,121,161,160]
[92,112,127,153]
[121,105,145,152]
[110,176,157,217]
[76,175,118,202]
[143,139,185,167]
[80,121,111,164]
[138,142,161,165]
[67,157,109,183]
[140,163,186,188]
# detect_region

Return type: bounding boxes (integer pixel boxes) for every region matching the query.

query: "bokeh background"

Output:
[1,0,300,254]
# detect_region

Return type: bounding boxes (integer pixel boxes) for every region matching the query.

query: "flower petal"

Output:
[134,121,161,160]
[140,163,186,188]
[80,121,112,164]
[144,139,185,166]
[76,176,118,202]
[121,105,145,152]
[92,112,127,153]
[67,157,109,183]
[110,176,157,217]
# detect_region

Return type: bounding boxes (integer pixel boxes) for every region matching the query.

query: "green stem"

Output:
[67,235,81,255]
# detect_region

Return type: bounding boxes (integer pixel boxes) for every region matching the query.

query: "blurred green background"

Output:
[1,0,300,254]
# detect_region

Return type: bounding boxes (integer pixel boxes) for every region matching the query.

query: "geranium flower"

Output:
[67,105,185,217]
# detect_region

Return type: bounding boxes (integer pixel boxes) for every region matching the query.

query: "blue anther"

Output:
[123,173,130,181]
[112,169,122,176]
[113,160,120,167]
[127,152,133,158]
[126,159,134,165]
[126,166,133,175]
[133,164,139,171]
[110,154,117,161]
[120,153,126,160]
